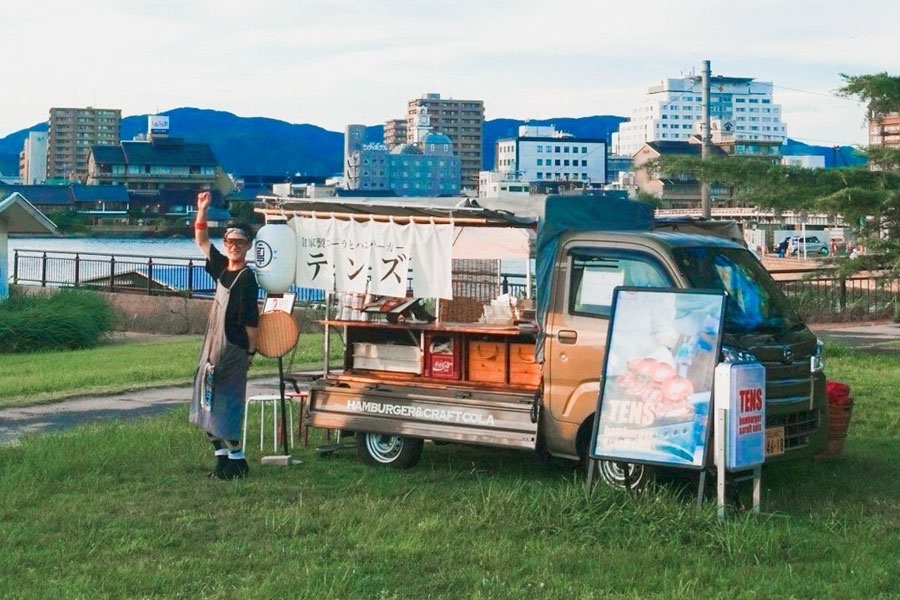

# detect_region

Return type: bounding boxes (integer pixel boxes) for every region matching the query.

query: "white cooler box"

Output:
[352,343,422,375]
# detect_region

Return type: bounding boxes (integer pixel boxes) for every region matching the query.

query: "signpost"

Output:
[589,288,726,476]
[714,363,766,519]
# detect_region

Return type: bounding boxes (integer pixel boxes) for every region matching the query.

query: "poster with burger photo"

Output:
[590,288,726,469]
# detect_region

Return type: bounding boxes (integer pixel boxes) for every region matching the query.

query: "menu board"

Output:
[590,288,726,469]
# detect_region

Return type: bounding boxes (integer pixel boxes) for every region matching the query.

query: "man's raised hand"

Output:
[197,191,211,211]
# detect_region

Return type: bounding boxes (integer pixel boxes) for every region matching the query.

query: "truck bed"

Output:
[308,372,539,450]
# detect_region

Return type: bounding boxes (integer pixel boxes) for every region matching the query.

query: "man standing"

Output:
[777,238,789,259]
[190,191,259,480]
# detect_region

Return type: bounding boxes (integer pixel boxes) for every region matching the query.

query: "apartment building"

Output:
[384,119,408,149]
[406,93,483,189]
[869,112,900,148]
[613,76,786,157]
[18,131,48,185]
[47,107,121,181]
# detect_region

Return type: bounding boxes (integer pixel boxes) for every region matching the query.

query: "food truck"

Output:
[257,194,827,489]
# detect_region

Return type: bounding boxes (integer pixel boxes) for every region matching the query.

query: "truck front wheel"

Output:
[356,433,424,469]
[597,460,654,492]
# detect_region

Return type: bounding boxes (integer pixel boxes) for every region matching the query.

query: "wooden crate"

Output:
[468,341,508,384]
[509,343,540,387]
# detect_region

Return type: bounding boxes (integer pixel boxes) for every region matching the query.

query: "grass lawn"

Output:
[0,344,898,598]
[0,333,343,408]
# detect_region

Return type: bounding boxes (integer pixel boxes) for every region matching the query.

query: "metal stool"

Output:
[242,394,295,452]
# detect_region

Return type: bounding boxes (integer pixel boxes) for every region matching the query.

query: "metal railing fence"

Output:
[11,250,897,322]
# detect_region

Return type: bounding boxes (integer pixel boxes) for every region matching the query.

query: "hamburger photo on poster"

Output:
[593,289,725,467]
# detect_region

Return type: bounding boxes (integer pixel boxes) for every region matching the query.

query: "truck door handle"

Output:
[558,330,578,344]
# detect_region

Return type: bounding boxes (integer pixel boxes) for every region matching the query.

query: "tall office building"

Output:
[406,93,484,189]
[613,76,786,157]
[18,131,48,185]
[47,106,121,181]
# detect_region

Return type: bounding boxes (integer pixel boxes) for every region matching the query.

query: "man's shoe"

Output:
[213,458,250,480]
[207,455,229,478]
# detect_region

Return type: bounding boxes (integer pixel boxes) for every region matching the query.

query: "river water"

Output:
[7,236,529,280]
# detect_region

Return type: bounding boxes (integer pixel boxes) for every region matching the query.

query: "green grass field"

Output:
[0,345,897,598]
[0,333,343,408]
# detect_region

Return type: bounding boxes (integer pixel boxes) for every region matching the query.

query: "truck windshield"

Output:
[672,246,802,334]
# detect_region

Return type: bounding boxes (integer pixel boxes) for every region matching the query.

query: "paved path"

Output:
[0,377,283,447]
[2,322,897,447]
[812,322,900,355]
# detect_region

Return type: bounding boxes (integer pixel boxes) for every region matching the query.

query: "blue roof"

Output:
[0,184,73,206]
[71,184,130,204]
[122,139,218,167]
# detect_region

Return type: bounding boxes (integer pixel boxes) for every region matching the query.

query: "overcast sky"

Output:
[3,0,898,146]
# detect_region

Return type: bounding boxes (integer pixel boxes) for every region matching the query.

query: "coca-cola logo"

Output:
[432,359,453,373]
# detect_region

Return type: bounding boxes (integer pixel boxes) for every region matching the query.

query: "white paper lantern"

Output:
[254,223,296,293]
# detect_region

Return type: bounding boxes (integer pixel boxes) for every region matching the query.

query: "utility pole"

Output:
[700,59,712,219]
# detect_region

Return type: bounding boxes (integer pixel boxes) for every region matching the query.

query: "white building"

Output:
[781,155,825,169]
[478,171,531,199]
[613,75,787,157]
[495,125,606,184]
[18,131,48,185]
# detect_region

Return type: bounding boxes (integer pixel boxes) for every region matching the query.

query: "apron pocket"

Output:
[202,362,215,411]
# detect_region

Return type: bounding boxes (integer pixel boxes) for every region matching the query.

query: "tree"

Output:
[650,72,900,274]
[837,72,900,118]
[838,72,900,171]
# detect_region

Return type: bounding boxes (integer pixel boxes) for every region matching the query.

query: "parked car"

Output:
[784,235,829,256]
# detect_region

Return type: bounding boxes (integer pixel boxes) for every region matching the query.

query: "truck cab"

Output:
[542,230,826,487]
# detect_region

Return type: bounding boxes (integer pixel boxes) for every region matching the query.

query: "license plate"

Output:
[765,426,785,458]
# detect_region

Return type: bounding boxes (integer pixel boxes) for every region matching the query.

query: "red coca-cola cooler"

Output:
[425,333,461,380]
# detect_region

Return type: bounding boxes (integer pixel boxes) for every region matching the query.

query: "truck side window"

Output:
[568,249,673,318]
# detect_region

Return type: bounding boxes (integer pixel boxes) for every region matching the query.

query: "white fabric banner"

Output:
[368,220,412,298]
[410,222,453,299]
[290,216,452,298]
[292,216,335,291]
[332,218,372,294]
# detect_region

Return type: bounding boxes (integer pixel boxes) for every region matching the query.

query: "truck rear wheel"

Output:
[356,433,424,469]
[597,460,654,492]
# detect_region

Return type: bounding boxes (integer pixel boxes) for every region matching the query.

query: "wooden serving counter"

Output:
[321,319,541,388]
[320,319,537,337]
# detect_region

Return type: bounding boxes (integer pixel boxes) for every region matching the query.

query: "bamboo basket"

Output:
[825,403,853,457]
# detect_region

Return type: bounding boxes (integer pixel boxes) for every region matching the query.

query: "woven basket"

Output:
[825,403,853,456]
[257,310,300,358]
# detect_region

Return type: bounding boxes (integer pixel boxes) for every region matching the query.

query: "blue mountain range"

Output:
[0,107,865,178]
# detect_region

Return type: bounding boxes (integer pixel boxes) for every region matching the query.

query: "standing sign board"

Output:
[714,363,766,471]
[590,288,726,469]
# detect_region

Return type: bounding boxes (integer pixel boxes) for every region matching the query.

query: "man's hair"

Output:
[226,221,256,240]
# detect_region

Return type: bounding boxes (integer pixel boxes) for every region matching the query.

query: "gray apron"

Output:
[190,269,251,441]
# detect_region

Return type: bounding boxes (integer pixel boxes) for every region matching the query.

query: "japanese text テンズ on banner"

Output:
[290,216,452,299]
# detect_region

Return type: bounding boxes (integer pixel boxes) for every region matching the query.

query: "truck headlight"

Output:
[721,346,758,364]
[811,339,825,373]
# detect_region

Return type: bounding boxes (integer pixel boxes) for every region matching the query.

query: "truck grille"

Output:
[766,409,820,450]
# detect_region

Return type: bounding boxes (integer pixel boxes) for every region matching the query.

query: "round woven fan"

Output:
[256,310,300,358]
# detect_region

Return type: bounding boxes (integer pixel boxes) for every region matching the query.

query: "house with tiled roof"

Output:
[633,141,730,209]
[86,137,228,196]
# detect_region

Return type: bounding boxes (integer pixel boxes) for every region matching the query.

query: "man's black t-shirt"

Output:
[205,245,259,349]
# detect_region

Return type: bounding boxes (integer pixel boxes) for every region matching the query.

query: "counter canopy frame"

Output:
[255,197,539,385]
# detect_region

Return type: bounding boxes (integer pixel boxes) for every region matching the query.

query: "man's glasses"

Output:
[224,237,249,248]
